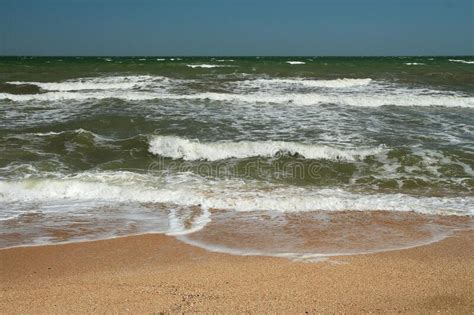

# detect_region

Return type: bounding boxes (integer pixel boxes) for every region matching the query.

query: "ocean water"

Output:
[0,56,473,255]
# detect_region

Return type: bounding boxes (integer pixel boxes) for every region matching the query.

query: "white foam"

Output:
[177,227,453,262]
[286,61,306,65]
[1,89,473,108]
[33,131,63,136]
[148,135,384,161]
[7,75,168,91]
[166,207,211,236]
[449,59,474,64]
[405,63,425,66]
[238,78,373,89]
[0,172,472,216]
[2,76,473,108]
[198,92,474,107]
[187,64,233,68]
[2,90,473,108]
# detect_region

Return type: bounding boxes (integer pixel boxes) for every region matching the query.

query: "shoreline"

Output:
[1,229,473,313]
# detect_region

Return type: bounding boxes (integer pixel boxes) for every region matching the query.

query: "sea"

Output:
[0,56,473,259]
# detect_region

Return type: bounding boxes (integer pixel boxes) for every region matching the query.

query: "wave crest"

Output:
[187,64,233,68]
[0,172,472,216]
[148,135,384,161]
[237,78,372,89]
[7,75,170,91]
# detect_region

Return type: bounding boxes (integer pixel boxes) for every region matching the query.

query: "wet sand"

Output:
[1,230,473,313]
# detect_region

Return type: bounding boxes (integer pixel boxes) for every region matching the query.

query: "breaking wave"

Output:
[0,172,472,216]
[148,135,384,161]
[449,59,474,64]
[2,90,473,108]
[6,75,170,91]
[187,64,233,68]
[286,61,306,65]
[2,75,473,108]
[236,78,373,88]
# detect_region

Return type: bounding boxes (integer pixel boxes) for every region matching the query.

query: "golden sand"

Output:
[1,230,473,313]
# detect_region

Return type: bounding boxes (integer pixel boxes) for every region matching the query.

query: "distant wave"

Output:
[449,59,474,64]
[149,135,385,161]
[2,75,473,108]
[286,61,305,65]
[187,64,234,68]
[405,63,425,66]
[2,90,473,108]
[237,78,373,88]
[7,75,168,91]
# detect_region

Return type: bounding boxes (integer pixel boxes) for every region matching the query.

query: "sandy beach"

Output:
[2,0,474,312]
[1,229,473,313]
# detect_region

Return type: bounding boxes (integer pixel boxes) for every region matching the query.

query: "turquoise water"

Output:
[0,56,473,249]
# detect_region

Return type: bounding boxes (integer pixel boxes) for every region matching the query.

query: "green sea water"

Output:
[0,56,473,248]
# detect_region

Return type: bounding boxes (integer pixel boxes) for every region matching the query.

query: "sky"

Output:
[0,0,473,56]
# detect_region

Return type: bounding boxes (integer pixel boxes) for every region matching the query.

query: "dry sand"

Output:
[1,230,473,313]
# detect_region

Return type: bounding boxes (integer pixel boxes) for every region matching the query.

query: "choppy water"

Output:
[0,56,473,253]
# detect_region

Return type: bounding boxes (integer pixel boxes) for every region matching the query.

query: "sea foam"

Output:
[187,64,233,68]
[286,61,306,65]
[7,75,166,91]
[449,59,474,64]
[237,78,372,89]
[148,135,384,161]
[0,172,472,216]
[2,76,473,108]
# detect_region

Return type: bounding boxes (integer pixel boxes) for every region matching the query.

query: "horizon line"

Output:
[0,54,473,58]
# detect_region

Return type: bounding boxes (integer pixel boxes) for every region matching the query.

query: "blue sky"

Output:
[0,0,472,56]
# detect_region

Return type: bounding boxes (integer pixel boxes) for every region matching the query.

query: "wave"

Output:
[405,63,425,66]
[449,59,474,64]
[1,90,473,107]
[30,128,116,142]
[286,61,305,65]
[7,75,170,91]
[2,90,473,107]
[187,64,233,68]
[0,172,472,216]
[148,135,384,161]
[185,92,474,107]
[237,78,373,88]
[2,76,473,108]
